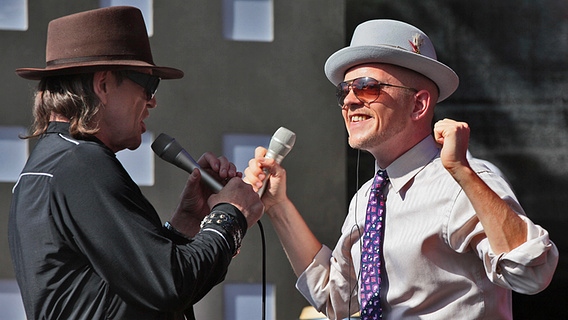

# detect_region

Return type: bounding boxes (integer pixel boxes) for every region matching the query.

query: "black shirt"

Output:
[9,122,244,319]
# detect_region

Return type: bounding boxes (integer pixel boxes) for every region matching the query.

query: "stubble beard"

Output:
[347,118,407,153]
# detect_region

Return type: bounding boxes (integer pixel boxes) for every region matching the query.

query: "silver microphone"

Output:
[257,127,296,196]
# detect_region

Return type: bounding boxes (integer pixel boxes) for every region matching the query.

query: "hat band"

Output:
[47,54,149,67]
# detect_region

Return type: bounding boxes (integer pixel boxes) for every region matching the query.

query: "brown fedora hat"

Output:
[16,6,183,80]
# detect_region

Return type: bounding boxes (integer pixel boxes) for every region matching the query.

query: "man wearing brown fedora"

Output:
[8,6,264,320]
[244,20,558,319]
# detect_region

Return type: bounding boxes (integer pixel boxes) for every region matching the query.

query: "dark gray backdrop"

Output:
[346,1,568,319]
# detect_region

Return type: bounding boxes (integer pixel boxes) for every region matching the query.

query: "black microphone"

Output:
[151,133,223,193]
[257,127,296,196]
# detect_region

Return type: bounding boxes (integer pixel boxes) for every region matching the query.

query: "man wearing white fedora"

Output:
[9,6,264,320]
[245,19,558,319]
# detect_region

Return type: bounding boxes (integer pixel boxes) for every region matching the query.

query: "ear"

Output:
[92,71,110,104]
[410,89,433,121]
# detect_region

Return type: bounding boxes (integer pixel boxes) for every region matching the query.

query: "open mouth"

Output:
[350,115,371,122]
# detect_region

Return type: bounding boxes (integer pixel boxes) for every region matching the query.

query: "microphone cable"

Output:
[257,220,267,320]
[348,149,363,320]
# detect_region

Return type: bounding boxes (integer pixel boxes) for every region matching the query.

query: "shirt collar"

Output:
[46,121,71,135]
[45,121,104,145]
[381,135,440,194]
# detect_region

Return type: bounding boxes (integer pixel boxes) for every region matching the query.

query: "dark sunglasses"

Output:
[336,77,417,107]
[124,71,161,101]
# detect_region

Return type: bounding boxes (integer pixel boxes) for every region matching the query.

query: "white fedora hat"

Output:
[324,20,459,102]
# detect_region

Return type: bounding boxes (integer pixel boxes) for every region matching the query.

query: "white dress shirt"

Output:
[296,136,558,320]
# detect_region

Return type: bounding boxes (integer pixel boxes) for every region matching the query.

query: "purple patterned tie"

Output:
[360,170,388,319]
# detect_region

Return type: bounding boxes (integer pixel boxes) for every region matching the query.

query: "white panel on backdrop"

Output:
[99,0,153,36]
[223,133,270,173]
[222,0,273,42]
[116,131,154,186]
[0,0,27,31]
[0,280,26,320]
[224,283,275,320]
[0,126,28,183]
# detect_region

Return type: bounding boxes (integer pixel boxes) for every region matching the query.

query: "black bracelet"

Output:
[200,209,244,256]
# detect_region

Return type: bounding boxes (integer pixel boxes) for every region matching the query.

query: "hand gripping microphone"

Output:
[257,127,296,196]
[253,127,296,320]
[151,133,223,193]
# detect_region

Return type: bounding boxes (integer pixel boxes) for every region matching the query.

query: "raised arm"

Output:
[433,118,527,253]
[244,147,322,276]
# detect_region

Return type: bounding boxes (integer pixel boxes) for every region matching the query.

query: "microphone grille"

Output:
[151,133,182,162]
[267,127,296,163]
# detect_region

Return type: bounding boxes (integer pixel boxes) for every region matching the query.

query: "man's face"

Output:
[340,64,416,156]
[94,70,158,153]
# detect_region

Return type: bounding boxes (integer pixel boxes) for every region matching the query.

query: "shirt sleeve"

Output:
[447,169,559,295]
[51,143,237,311]
[477,215,559,295]
[296,244,360,320]
[295,189,366,320]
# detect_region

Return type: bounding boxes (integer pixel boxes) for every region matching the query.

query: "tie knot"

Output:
[372,170,389,190]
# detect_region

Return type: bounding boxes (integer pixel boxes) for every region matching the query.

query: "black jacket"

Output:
[9,122,244,319]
